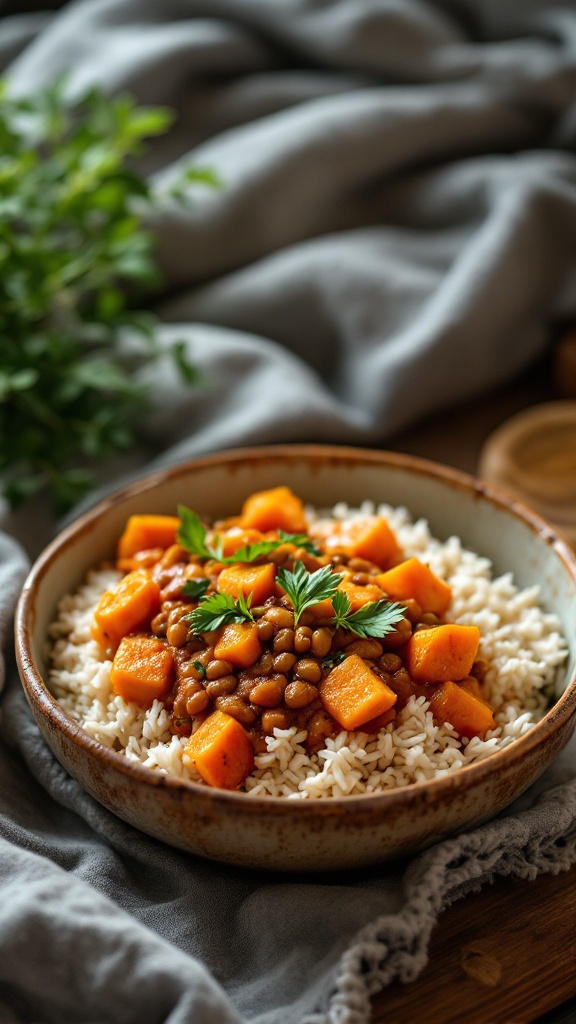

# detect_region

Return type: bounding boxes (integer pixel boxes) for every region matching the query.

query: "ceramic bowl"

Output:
[15,445,576,872]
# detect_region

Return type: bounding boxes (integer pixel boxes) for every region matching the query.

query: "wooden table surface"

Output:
[372,867,576,1024]
[373,352,576,1024]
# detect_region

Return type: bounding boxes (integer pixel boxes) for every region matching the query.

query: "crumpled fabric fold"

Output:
[1,1,576,1022]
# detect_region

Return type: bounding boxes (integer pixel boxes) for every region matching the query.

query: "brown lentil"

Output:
[166,620,190,647]
[205,675,237,698]
[205,658,234,681]
[344,638,384,659]
[185,689,210,715]
[284,680,319,709]
[294,657,322,683]
[264,607,294,629]
[214,695,256,725]
[178,659,206,682]
[256,619,274,642]
[420,612,442,625]
[261,709,291,734]
[255,651,274,675]
[273,628,295,652]
[383,616,413,648]
[402,598,423,624]
[310,627,332,658]
[378,652,403,673]
[294,626,313,653]
[249,676,285,707]
[273,651,297,674]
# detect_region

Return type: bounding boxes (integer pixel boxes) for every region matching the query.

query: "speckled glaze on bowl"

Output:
[15,445,576,872]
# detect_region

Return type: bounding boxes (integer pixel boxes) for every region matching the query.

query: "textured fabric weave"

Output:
[1,2,576,1022]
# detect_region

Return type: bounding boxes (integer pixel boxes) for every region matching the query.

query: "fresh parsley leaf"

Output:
[330,588,352,623]
[182,577,210,601]
[224,531,319,563]
[223,538,282,563]
[185,592,254,634]
[177,506,213,559]
[277,531,322,555]
[177,508,321,564]
[335,599,406,639]
[276,561,343,625]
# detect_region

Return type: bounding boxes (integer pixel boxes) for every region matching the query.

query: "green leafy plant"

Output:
[275,561,343,625]
[181,577,210,601]
[329,588,406,638]
[187,591,255,634]
[177,505,320,563]
[0,76,219,513]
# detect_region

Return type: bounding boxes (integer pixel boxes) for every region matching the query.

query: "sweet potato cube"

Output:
[213,622,262,667]
[217,562,276,606]
[315,515,401,569]
[345,516,401,568]
[376,558,452,615]
[428,680,496,739]
[318,653,397,730]
[459,676,490,705]
[214,527,267,557]
[337,579,386,613]
[238,486,308,534]
[92,569,161,650]
[110,634,174,705]
[185,710,255,789]
[405,624,480,683]
[117,515,180,559]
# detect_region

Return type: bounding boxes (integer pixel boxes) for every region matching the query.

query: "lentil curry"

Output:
[91,486,494,789]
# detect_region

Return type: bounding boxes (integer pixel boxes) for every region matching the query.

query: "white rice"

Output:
[47,501,568,798]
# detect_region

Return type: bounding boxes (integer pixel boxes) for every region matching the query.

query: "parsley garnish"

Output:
[276,561,343,625]
[186,592,254,634]
[182,578,210,601]
[177,506,320,563]
[177,507,213,559]
[330,590,406,638]
[230,531,320,561]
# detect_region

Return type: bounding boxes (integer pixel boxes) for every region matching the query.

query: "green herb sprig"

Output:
[177,505,320,563]
[276,561,343,625]
[330,589,406,638]
[0,76,219,513]
[181,578,210,601]
[186,591,254,634]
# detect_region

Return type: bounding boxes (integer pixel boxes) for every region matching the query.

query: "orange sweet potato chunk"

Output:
[110,634,174,705]
[238,486,308,534]
[375,557,452,615]
[337,579,386,612]
[318,653,397,730]
[214,527,267,557]
[185,710,255,789]
[213,622,262,667]
[117,515,180,559]
[405,624,480,683]
[313,515,401,569]
[428,680,496,739]
[217,562,276,606]
[92,569,161,650]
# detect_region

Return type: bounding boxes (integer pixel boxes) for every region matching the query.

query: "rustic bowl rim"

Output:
[14,443,576,820]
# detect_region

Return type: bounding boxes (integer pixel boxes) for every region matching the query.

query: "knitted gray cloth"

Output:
[1,2,576,1022]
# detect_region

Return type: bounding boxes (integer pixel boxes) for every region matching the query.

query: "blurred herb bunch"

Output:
[0,76,217,514]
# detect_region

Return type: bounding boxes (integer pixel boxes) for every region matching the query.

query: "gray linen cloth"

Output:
[2,2,576,1022]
